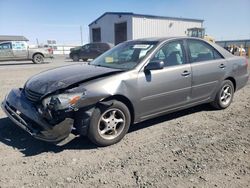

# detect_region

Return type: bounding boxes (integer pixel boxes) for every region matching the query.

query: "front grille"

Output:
[25,88,43,102]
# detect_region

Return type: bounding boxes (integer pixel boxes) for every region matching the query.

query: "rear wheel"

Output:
[32,54,44,64]
[88,100,131,146]
[211,80,234,109]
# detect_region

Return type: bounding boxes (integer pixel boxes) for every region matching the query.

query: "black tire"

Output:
[72,54,79,62]
[88,100,131,146]
[82,58,88,62]
[32,54,44,64]
[211,80,234,110]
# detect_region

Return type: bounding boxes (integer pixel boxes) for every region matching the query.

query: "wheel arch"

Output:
[102,95,135,124]
[225,77,236,91]
[32,52,44,59]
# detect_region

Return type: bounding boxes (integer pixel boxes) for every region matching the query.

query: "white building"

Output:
[89,12,204,45]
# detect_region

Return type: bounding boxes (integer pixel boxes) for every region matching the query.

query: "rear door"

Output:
[0,42,14,60]
[186,39,226,102]
[88,43,102,59]
[99,43,110,53]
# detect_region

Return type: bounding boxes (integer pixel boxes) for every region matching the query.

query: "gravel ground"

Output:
[0,56,249,187]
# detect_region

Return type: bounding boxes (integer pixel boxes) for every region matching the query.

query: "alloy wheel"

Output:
[34,54,43,63]
[220,85,232,106]
[97,108,126,140]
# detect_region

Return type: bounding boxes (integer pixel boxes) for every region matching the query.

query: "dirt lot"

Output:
[0,57,249,187]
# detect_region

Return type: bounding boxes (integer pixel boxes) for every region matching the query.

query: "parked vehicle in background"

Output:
[187,27,215,43]
[2,37,249,147]
[0,41,53,64]
[69,42,113,61]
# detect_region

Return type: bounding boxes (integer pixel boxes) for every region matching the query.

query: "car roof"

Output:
[0,41,12,44]
[131,36,207,43]
[128,37,234,59]
[86,42,113,47]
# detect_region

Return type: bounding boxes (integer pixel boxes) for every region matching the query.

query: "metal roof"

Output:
[89,12,204,26]
[0,35,29,41]
[216,39,250,43]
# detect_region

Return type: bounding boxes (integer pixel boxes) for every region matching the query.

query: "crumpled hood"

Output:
[25,63,121,95]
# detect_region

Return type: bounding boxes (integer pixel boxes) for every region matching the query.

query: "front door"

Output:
[137,40,192,120]
[0,42,14,61]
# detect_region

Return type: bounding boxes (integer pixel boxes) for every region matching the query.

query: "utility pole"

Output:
[80,25,83,45]
[36,38,39,46]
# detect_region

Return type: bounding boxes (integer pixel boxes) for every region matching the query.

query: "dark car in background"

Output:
[69,42,113,62]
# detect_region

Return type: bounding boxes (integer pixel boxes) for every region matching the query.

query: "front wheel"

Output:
[211,80,234,109]
[32,54,44,64]
[88,100,131,146]
[72,54,79,62]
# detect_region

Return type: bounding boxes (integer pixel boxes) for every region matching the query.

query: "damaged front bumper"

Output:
[1,88,77,145]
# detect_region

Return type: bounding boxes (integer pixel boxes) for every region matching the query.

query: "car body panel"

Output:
[25,63,123,96]
[1,89,74,142]
[1,37,249,145]
[27,47,53,59]
[137,64,192,118]
[190,59,226,102]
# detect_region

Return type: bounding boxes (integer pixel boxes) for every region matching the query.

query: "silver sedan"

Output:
[2,37,249,146]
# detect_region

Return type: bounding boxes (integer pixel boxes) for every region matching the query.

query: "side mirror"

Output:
[144,60,164,71]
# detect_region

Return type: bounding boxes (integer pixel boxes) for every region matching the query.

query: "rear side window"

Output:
[89,44,97,50]
[187,40,223,63]
[99,43,109,51]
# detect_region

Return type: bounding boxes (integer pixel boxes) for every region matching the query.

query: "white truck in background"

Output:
[0,41,53,64]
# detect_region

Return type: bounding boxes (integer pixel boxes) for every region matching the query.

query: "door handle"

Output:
[181,70,191,76]
[219,64,226,69]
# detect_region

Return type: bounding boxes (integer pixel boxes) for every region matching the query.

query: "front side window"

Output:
[152,40,186,67]
[187,40,223,63]
[0,42,12,50]
[89,44,98,50]
[90,41,157,70]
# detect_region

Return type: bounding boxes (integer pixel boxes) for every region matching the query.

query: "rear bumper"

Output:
[44,53,54,59]
[1,89,74,144]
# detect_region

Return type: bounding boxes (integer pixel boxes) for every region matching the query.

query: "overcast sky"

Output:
[0,0,249,45]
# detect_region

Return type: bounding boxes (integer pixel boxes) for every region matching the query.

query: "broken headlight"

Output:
[42,92,85,110]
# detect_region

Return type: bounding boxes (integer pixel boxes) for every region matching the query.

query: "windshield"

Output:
[90,41,158,70]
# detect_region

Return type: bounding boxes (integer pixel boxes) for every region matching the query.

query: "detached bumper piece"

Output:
[1,88,77,146]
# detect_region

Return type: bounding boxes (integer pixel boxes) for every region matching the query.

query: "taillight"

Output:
[48,48,53,54]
